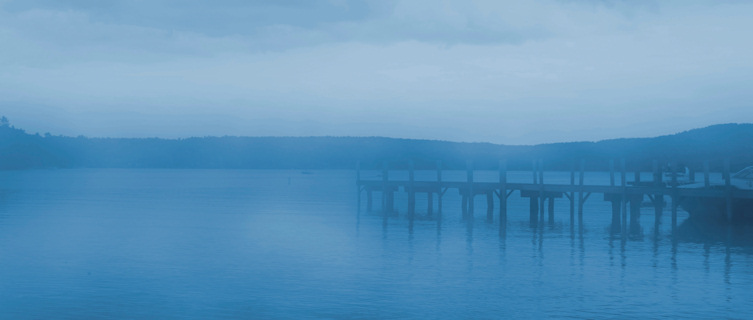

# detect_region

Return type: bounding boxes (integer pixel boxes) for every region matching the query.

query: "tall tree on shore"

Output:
[0,116,8,127]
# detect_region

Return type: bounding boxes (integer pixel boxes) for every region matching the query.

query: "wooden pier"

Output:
[356,160,753,232]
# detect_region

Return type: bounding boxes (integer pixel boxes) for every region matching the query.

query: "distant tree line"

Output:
[1,116,752,172]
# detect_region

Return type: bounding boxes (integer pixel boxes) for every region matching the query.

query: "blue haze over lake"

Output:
[0,169,752,319]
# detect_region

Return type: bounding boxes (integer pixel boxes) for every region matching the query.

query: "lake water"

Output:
[1,169,752,319]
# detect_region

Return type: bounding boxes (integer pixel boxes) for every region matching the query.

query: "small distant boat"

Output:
[301,171,314,175]
[678,166,753,223]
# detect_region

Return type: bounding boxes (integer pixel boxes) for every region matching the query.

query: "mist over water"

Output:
[1,169,751,319]
[3,0,753,318]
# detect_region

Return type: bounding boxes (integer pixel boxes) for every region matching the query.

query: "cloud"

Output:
[0,0,752,143]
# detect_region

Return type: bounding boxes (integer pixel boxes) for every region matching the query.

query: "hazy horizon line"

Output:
[8,121,749,147]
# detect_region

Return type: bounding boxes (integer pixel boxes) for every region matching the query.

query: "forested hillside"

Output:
[1,118,752,171]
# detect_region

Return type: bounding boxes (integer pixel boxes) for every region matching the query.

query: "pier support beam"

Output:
[486,191,494,222]
[569,167,575,227]
[427,192,433,216]
[538,160,545,225]
[386,191,394,213]
[408,161,415,219]
[462,194,469,218]
[653,160,662,226]
[578,160,586,228]
[621,159,627,235]
[670,162,678,232]
[381,162,390,214]
[725,159,733,222]
[653,195,663,226]
[467,161,474,217]
[499,160,508,230]
[548,197,555,224]
[530,196,539,227]
[611,199,621,234]
[629,195,642,235]
[437,160,443,216]
[605,193,623,234]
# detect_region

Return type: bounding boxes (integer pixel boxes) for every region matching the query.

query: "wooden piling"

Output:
[538,160,545,223]
[409,161,415,219]
[653,160,662,225]
[703,160,710,188]
[621,159,627,234]
[611,199,621,233]
[578,159,585,224]
[531,158,539,226]
[724,159,733,222]
[499,160,508,228]
[356,157,753,232]
[437,160,443,215]
[487,191,494,222]
[548,197,555,223]
[629,195,641,234]
[467,160,474,216]
[570,165,575,225]
[610,159,615,186]
[670,162,678,231]
[427,191,433,216]
[382,162,389,213]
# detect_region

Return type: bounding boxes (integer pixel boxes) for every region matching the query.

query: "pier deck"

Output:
[356,160,753,231]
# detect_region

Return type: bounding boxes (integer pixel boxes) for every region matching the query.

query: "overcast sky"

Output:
[1,0,752,144]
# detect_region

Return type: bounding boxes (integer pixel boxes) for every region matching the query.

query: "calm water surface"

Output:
[0,169,752,319]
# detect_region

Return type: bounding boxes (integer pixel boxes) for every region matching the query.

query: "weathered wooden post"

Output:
[632,165,642,233]
[610,159,615,186]
[486,191,494,222]
[382,161,389,214]
[437,160,443,215]
[548,197,555,223]
[427,192,433,217]
[530,197,539,227]
[570,165,575,225]
[703,160,710,188]
[530,159,539,227]
[652,160,662,226]
[611,198,621,234]
[670,162,678,231]
[499,160,508,229]
[724,159,733,222]
[621,159,627,234]
[467,160,474,217]
[538,159,545,223]
[409,160,416,219]
[578,159,585,224]
[462,194,469,217]
[629,195,641,235]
